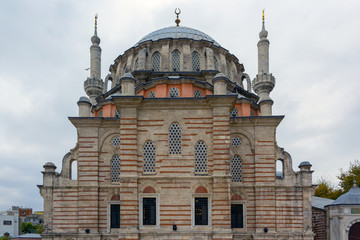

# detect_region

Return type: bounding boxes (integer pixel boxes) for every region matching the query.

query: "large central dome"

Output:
[134,26,220,47]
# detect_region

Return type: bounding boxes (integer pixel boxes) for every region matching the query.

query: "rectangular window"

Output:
[3,220,12,225]
[195,197,208,225]
[231,204,243,228]
[110,204,120,228]
[143,198,156,225]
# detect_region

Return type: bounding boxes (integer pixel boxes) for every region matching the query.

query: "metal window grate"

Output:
[195,198,208,225]
[152,52,160,71]
[169,123,181,154]
[111,204,120,228]
[147,91,156,98]
[230,107,238,117]
[112,136,121,147]
[231,137,241,147]
[111,155,120,183]
[192,51,200,71]
[114,109,120,118]
[169,87,180,98]
[231,155,242,182]
[195,141,207,173]
[172,50,181,71]
[98,110,103,117]
[194,90,203,98]
[231,204,243,228]
[143,198,156,225]
[143,141,156,173]
[213,56,218,71]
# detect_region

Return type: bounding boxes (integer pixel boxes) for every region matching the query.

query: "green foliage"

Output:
[314,177,343,200]
[315,160,360,200]
[338,159,360,193]
[21,222,36,234]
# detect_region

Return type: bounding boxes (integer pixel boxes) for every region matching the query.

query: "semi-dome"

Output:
[134,26,220,47]
[330,185,360,206]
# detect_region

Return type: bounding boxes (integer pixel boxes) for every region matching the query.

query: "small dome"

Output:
[134,26,220,47]
[43,162,56,168]
[331,185,360,205]
[121,72,135,79]
[299,161,312,167]
[78,96,91,103]
[91,35,100,45]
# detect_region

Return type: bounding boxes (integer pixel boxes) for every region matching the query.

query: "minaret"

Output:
[84,14,104,105]
[252,10,275,116]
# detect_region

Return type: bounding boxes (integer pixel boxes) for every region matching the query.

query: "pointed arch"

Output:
[171,49,181,71]
[152,52,160,71]
[169,122,181,154]
[192,51,200,71]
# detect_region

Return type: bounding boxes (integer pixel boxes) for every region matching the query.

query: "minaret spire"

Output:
[84,14,104,105]
[252,10,275,116]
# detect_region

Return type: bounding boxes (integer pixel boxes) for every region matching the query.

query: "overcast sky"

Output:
[0,0,359,211]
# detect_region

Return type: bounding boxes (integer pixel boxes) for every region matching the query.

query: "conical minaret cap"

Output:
[91,14,100,45]
[259,10,268,39]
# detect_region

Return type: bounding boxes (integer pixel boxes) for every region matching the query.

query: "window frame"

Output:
[107,201,121,232]
[139,193,160,229]
[231,200,247,231]
[3,220,12,225]
[191,194,211,227]
[143,141,156,174]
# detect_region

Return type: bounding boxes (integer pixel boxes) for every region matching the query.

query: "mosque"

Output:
[39,11,315,240]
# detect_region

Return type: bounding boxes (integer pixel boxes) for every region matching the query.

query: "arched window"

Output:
[147,91,155,98]
[226,63,231,80]
[213,56,218,71]
[230,107,238,117]
[111,155,120,183]
[169,123,181,154]
[231,155,242,182]
[276,160,284,179]
[171,49,181,71]
[152,52,160,71]
[192,51,200,71]
[114,109,120,118]
[231,137,241,147]
[71,160,77,180]
[134,58,138,71]
[169,87,180,98]
[194,90,203,98]
[195,141,207,174]
[143,141,156,174]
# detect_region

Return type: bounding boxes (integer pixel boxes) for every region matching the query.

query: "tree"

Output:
[338,159,360,193]
[315,160,360,200]
[20,222,36,234]
[314,177,343,200]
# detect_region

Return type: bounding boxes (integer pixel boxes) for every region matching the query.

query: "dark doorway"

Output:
[349,222,360,240]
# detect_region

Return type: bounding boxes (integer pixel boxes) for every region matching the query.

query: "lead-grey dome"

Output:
[330,185,360,206]
[134,26,220,47]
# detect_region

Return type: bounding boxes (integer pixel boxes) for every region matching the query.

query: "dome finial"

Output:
[262,9,265,21]
[94,14,98,36]
[175,8,181,26]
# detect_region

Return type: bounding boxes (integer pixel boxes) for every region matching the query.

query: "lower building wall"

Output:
[312,207,326,240]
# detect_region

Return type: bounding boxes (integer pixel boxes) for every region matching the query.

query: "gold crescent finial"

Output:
[95,14,98,27]
[175,8,181,26]
[262,9,265,21]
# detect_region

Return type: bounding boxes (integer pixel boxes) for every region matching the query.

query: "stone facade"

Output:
[39,14,315,240]
[312,207,326,240]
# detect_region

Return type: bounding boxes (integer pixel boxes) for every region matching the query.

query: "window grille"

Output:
[114,109,120,118]
[112,136,120,147]
[213,56,218,71]
[110,204,120,228]
[231,155,242,182]
[143,198,156,225]
[147,91,155,98]
[169,123,181,154]
[134,59,138,70]
[111,155,120,183]
[231,204,243,228]
[226,63,231,80]
[98,110,103,117]
[230,107,238,117]
[195,198,208,225]
[169,87,180,98]
[192,51,200,71]
[3,221,12,225]
[152,52,160,71]
[194,90,203,98]
[231,137,241,147]
[172,50,181,71]
[143,141,156,173]
[195,141,207,174]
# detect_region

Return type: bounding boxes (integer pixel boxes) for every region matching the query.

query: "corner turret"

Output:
[84,14,104,105]
[252,10,276,116]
